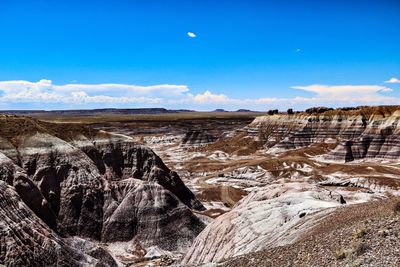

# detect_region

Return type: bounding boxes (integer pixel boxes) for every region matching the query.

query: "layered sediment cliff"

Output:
[249,106,400,161]
[181,130,217,146]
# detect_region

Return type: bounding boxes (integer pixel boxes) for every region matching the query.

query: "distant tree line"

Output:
[305,107,334,114]
[266,106,385,116]
[267,109,279,115]
[266,108,296,115]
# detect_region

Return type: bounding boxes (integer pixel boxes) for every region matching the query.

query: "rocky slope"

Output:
[182,182,381,264]
[222,198,400,267]
[181,130,217,146]
[0,115,205,266]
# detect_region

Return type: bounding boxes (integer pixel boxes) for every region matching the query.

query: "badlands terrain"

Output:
[1,106,400,266]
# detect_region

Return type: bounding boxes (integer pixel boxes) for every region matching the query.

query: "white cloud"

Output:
[0,79,398,110]
[0,80,182,106]
[290,84,396,106]
[193,90,229,104]
[0,80,189,96]
[292,84,392,97]
[385,77,400,84]
[179,84,397,109]
[187,32,196,38]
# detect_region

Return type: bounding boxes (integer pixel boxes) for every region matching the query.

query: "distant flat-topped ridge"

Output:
[0,108,195,116]
[0,108,262,116]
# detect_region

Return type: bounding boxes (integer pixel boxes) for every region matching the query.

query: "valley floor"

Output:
[3,108,400,267]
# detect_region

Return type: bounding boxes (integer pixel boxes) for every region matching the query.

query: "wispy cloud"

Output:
[290,84,396,107]
[180,84,397,108]
[0,80,397,110]
[192,90,228,104]
[292,84,392,98]
[187,32,196,38]
[384,77,400,84]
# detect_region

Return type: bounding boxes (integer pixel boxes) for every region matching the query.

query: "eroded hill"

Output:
[0,115,205,266]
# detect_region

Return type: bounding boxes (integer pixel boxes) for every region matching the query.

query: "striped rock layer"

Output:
[249,108,400,161]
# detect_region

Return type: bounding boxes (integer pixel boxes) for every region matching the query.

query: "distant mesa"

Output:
[236,109,253,112]
[211,109,258,113]
[0,108,265,117]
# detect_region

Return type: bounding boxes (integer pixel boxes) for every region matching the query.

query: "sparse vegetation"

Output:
[304,105,400,117]
[335,241,368,261]
[334,249,347,260]
[305,106,334,114]
[353,227,367,238]
[257,125,274,143]
[338,107,359,112]
[267,109,279,115]
[9,137,18,148]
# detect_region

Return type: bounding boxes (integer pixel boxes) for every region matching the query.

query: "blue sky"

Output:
[0,0,399,110]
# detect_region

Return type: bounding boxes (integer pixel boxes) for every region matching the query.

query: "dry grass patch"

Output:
[353,227,367,238]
